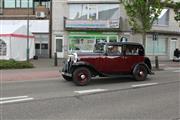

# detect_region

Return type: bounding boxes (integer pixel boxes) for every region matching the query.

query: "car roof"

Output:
[96,42,143,46]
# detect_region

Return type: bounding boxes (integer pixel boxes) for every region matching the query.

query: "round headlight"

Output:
[73,53,78,63]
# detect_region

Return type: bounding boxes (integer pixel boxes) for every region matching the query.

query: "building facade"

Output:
[52,0,180,61]
[0,0,50,58]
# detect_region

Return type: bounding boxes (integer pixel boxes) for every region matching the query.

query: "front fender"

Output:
[71,61,99,75]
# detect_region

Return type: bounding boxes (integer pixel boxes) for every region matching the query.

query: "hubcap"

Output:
[139,71,144,76]
[80,74,86,79]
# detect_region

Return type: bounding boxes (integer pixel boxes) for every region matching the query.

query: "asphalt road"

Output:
[1,68,180,120]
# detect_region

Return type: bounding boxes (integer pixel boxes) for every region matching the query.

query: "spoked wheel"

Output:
[133,65,148,81]
[62,75,72,81]
[73,67,91,86]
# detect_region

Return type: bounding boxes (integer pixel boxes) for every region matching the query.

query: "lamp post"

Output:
[49,0,52,58]
[27,0,30,62]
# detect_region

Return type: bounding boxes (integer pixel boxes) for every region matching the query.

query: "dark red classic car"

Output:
[61,42,154,86]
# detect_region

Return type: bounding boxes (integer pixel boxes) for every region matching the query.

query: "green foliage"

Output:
[121,0,171,33]
[0,60,34,69]
[174,2,180,21]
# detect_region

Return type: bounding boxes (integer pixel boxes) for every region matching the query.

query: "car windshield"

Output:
[93,43,105,53]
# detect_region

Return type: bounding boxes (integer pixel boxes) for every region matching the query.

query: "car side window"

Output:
[107,45,122,56]
[124,45,144,56]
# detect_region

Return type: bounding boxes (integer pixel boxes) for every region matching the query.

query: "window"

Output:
[4,0,33,8]
[0,39,7,56]
[56,39,63,52]
[154,9,169,26]
[146,37,167,55]
[5,0,15,8]
[69,38,95,52]
[21,0,33,8]
[0,0,3,14]
[107,45,122,56]
[69,4,120,20]
[35,44,40,49]
[124,45,144,56]
[41,44,48,49]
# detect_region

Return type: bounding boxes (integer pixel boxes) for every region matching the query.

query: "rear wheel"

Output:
[62,75,72,81]
[73,67,91,86]
[133,65,148,81]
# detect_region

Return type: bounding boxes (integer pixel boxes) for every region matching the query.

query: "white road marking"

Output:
[74,89,108,94]
[132,83,158,88]
[0,96,28,101]
[173,70,180,73]
[0,96,34,104]
[164,67,180,70]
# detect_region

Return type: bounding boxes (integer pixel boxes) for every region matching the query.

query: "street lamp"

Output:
[27,0,30,62]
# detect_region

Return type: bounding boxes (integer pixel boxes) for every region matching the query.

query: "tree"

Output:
[174,2,180,23]
[121,0,171,47]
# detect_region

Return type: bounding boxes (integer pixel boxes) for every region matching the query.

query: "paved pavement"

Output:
[1,58,180,82]
[1,58,65,82]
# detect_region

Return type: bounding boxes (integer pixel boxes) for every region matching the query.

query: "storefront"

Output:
[68,32,119,52]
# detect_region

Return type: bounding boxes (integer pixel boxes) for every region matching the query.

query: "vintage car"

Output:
[61,42,154,86]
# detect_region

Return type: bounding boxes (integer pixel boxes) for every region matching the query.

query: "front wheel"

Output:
[133,65,148,81]
[73,67,91,86]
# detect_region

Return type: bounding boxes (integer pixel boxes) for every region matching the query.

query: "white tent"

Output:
[0,24,35,61]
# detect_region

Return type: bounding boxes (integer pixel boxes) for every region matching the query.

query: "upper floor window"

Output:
[4,0,33,8]
[34,1,50,8]
[0,39,7,56]
[0,0,3,14]
[69,4,120,20]
[154,9,169,26]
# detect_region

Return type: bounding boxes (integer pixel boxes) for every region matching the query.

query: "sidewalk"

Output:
[1,58,65,82]
[1,59,180,82]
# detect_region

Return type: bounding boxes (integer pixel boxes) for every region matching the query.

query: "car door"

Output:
[100,45,126,74]
[123,45,144,72]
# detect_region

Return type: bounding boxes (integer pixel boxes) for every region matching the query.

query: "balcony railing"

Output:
[64,18,120,31]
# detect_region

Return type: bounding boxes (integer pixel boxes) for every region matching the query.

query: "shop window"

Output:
[0,39,7,56]
[146,37,167,55]
[109,36,117,42]
[96,37,107,43]
[69,38,94,51]
[21,0,33,8]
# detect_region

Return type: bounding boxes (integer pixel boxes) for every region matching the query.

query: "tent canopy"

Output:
[0,24,35,61]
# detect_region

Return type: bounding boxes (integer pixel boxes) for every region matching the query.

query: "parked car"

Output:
[61,42,154,86]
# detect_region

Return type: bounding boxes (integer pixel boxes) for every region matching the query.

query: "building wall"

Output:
[152,8,180,33]
[52,0,69,57]
[52,0,180,60]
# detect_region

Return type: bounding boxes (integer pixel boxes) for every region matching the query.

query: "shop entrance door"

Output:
[56,37,64,58]
[170,39,177,60]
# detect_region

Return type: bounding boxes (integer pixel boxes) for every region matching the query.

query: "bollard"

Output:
[155,56,159,69]
[54,52,58,66]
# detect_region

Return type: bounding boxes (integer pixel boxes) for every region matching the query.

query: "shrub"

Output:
[0,60,34,69]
